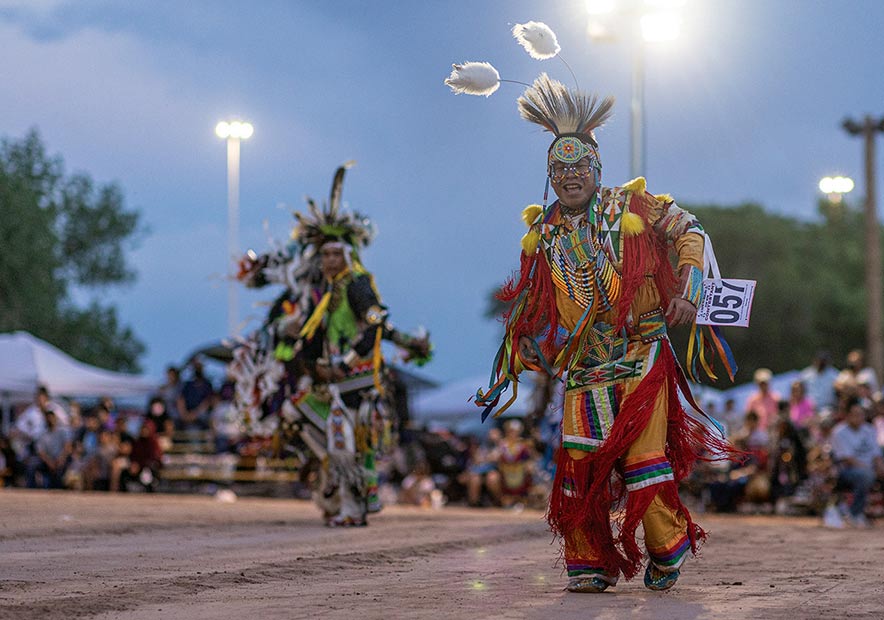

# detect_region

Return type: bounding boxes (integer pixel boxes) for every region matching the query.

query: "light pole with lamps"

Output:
[215,119,254,337]
[818,175,855,204]
[587,0,684,179]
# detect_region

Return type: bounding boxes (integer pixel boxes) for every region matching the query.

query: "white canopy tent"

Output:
[0,331,158,433]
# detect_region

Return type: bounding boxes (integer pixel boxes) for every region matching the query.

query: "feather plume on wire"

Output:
[517,73,614,140]
[512,21,560,60]
[444,62,501,97]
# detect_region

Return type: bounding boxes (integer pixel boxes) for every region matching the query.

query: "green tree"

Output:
[0,130,145,372]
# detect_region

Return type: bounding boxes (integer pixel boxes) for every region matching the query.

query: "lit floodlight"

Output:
[215,121,231,139]
[586,0,616,15]
[216,119,254,140]
[819,176,855,195]
[641,10,681,42]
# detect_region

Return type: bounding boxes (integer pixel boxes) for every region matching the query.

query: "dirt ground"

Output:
[1,490,882,620]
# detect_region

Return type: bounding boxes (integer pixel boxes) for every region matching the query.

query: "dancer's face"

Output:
[550,156,597,208]
[320,244,346,279]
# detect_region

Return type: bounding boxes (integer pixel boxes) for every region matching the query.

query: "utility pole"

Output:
[843,115,884,383]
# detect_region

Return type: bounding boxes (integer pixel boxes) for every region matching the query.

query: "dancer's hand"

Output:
[518,336,539,364]
[666,297,697,326]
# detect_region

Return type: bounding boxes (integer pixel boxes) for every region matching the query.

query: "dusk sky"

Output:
[2,0,883,384]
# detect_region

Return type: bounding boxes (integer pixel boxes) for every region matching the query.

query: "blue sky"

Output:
[2,0,883,383]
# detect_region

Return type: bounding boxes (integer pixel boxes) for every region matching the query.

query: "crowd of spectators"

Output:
[690,349,884,528]
[1,386,166,492]
[0,358,219,493]
[3,350,883,528]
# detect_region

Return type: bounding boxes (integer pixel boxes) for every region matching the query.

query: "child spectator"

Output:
[462,429,503,507]
[496,419,534,508]
[126,420,163,492]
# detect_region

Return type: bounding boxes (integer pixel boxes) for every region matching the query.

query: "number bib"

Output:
[696,279,756,327]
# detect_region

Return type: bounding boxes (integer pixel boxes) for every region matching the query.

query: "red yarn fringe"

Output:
[616,192,679,331]
[547,345,730,579]
[497,250,561,362]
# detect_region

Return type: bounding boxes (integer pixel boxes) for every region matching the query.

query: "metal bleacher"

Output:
[159,430,301,491]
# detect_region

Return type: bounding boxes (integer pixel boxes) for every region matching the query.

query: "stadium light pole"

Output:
[215,119,254,337]
[843,115,884,383]
[587,0,683,179]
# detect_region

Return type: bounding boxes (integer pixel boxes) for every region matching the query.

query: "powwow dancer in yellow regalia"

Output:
[446,22,737,593]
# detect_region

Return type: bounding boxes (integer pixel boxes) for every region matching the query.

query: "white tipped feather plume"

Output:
[444,61,501,97]
[512,21,560,60]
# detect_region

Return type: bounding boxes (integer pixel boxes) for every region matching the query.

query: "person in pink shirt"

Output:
[744,368,781,430]
[788,380,816,428]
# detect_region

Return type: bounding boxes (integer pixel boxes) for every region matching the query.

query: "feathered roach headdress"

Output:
[518,73,615,170]
[292,161,375,260]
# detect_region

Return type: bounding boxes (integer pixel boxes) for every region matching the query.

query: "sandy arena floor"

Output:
[1,489,882,620]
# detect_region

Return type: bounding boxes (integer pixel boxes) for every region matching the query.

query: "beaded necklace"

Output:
[544,192,621,311]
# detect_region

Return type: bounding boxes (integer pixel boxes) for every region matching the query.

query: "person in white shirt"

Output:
[799,351,839,413]
[12,385,69,460]
[831,398,883,527]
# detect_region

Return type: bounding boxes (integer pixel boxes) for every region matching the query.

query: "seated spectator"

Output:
[800,351,838,415]
[99,396,122,431]
[834,349,879,401]
[461,429,503,507]
[90,429,119,491]
[399,460,437,508]
[109,417,135,492]
[159,365,183,426]
[0,434,17,487]
[831,398,884,527]
[176,358,215,430]
[769,404,808,508]
[28,410,72,489]
[93,403,113,432]
[744,369,780,431]
[496,419,534,508]
[873,399,884,452]
[708,411,771,511]
[732,411,770,467]
[67,414,103,490]
[145,396,174,452]
[12,385,69,466]
[125,420,164,492]
[788,381,815,428]
[211,375,241,453]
